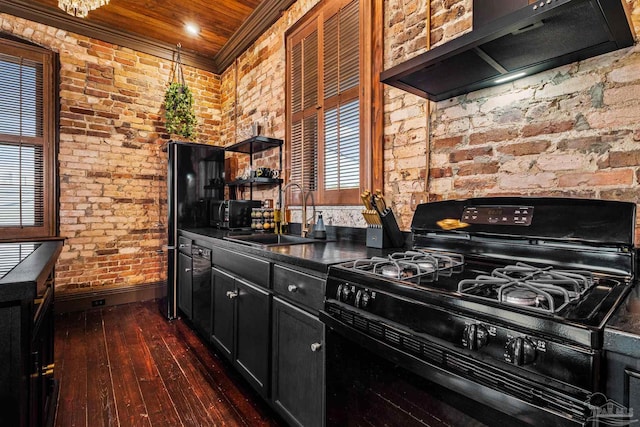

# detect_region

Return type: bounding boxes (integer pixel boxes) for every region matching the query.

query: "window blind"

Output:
[323,0,360,191]
[0,39,54,239]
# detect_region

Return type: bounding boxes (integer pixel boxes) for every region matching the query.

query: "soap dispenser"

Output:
[314,211,326,240]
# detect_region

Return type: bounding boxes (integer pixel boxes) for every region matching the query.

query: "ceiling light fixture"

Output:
[58,0,110,18]
[185,23,201,36]
[494,72,526,84]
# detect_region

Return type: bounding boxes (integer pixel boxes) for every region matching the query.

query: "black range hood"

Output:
[381,0,636,101]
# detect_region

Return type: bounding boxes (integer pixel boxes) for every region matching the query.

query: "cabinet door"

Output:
[272,297,325,427]
[211,268,235,359]
[235,277,271,397]
[177,253,193,319]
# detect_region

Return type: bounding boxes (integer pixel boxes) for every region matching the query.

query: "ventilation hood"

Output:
[381,0,636,101]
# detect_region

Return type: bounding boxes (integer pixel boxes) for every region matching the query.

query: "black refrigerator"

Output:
[164,140,224,320]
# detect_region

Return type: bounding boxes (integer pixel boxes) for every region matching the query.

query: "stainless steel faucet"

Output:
[280,182,311,237]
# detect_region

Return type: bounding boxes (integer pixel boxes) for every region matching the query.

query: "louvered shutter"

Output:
[289,26,319,193]
[0,39,54,239]
[323,0,360,192]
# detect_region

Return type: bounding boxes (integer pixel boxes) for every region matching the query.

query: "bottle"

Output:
[314,211,326,239]
[273,203,281,235]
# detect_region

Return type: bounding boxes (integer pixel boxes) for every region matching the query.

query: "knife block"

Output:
[366,209,405,249]
[366,227,389,249]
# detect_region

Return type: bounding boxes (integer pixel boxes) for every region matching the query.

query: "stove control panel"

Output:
[461,205,533,226]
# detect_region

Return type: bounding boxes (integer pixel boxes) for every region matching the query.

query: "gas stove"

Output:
[322,197,636,426]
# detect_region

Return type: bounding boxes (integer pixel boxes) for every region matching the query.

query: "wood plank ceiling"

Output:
[0,0,295,73]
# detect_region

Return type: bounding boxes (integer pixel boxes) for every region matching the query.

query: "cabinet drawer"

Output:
[211,246,270,288]
[178,236,192,255]
[273,264,325,312]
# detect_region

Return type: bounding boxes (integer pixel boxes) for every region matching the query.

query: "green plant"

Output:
[164,82,197,140]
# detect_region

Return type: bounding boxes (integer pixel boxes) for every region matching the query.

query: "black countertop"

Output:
[180,227,400,273]
[0,239,64,301]
[604,285,640,357]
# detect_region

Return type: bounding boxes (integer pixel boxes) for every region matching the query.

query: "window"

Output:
[0,37,57,240]
[286,0,382,205]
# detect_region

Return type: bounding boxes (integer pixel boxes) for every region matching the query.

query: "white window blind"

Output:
[0,39,54,239]
[323,0,360,191]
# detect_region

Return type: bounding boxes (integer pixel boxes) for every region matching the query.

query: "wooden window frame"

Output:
[285,0,383,206]
[0,36,57,241]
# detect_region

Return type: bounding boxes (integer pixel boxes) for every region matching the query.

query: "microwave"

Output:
[210,200,261,229]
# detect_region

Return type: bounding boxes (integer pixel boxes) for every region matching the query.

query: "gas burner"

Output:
[458,262,597,314]
[350,250,464,284]
[381,265,405,279]
[501,288,542,306]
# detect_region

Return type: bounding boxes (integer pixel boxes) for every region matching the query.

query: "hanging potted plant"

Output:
[165,44,197,140]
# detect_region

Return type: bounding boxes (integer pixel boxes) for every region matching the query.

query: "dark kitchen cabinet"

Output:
[272,297,325,427]
[212,267,235,358]
[211,266,270,397]
[0,240,62,427]
[606,350,640,413]
[177,252,193,320]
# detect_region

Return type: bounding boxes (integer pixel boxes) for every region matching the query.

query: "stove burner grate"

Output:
[458,262,596,314]
[351,250,464,283]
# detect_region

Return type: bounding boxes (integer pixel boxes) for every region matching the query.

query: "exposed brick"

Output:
[449,146,492,163]
[429,167,453,178]
[557,136,611,154]
[521,120,574,137]
[608,151,640,168]
[456,162,500,176]
[432,136,463,152]
[497,140,550,156]
[558,170,634,188]
[469,128,517,145]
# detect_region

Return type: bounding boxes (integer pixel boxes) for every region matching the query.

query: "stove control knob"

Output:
[462,324,489,350]
[505,337,536,366]
[337,284,354,304]
[355,289,372,309]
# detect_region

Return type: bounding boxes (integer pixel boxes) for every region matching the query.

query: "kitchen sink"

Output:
[224,233,328,247]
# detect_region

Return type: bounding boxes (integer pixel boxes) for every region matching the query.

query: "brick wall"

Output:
[1,15,222,294]
[2,0,639,297]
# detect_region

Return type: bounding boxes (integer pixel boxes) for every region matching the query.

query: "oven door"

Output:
[320,309,588,427]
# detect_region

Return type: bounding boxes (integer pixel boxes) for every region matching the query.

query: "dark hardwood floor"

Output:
[54,300,283,427]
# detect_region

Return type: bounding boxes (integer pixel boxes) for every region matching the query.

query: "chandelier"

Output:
[58,0,110,18]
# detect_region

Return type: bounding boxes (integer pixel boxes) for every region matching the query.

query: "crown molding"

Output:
[0,0,295,74]
[214,0,296,72]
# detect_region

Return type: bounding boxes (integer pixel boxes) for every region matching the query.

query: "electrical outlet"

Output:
[91,298,106,307]
[410,193,428,211]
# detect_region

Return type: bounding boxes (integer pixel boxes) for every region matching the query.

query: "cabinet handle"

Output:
[179,244,188,248]
[185,268,192,272]
[287,284,298,293]
[310,342,322,352]
[226,290,239,299]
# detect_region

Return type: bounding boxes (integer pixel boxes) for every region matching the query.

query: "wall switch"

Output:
[410,192,428,211]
